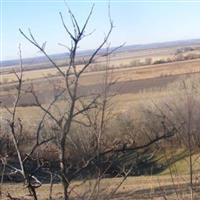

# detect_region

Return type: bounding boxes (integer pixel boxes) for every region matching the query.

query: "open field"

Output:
[1,56,200,85]
[1,43,200,84]
[2,1,200,198]
[1,57,200,107]
[2,174,200,200]
[1,73,200,129]
[1,43,200,108]
[1,42,200,200]
[0,73,185,106]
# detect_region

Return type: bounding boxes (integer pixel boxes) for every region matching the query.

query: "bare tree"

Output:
[1,4,178,200]
[1,45,59,200]
[18,4,116,200]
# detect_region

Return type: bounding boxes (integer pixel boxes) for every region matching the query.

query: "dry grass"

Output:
[0,88,173,125]
[1,51,200,85]
[161,154,200,175]
[2,74,200,125]
[1,175,199,200]
[1,62,200,200]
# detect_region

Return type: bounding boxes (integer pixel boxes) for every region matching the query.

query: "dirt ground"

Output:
[1,175,200,200]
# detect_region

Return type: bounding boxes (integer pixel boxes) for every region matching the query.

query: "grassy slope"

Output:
[160,153,200,175]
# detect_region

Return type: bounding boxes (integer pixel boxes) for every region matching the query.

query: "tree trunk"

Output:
[62,178,69,200]
[28,186,38,200]
[60,150,69,200]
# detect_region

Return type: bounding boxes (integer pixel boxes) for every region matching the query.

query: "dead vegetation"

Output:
[1,3,200,200]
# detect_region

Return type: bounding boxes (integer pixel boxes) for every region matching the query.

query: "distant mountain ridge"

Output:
[2,38,200,68]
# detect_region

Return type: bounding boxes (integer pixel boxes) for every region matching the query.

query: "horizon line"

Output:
[1,37,200,62]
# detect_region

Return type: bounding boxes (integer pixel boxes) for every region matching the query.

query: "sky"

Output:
[1,0,200,61]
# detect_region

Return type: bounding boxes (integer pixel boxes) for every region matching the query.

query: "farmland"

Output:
[1,41,200,200]
[1,43,200,107]
[3,0,200,198]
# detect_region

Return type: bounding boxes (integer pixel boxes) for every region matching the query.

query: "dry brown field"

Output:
[1,44,200,84]
[2,175,200,200]
[1,45,200,200]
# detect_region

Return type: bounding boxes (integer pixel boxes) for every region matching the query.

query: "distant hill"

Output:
[2,38,200,68]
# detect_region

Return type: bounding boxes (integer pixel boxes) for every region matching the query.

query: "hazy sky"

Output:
[1,0,200,60]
